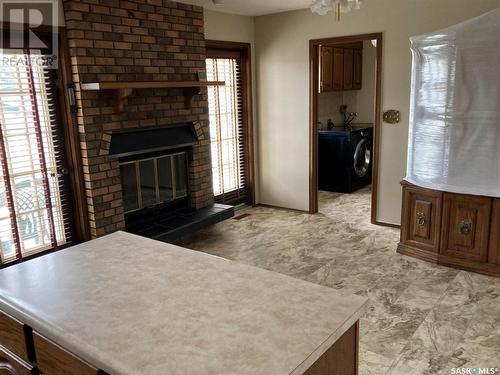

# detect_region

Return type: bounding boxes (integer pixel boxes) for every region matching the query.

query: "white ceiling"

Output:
[177,0,312,16]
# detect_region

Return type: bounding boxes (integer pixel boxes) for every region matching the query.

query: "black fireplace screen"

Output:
[120,152,188,214]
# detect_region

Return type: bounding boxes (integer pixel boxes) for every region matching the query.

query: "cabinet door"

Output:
[319,46,333,92]
[34,333,99,375]
[441,194,491,262]
[343,48,353,90]
[353,49,362,90]
[401,185,442,253]
[332,48,344,91]
[0,311,30,363]
[488,199,500,265]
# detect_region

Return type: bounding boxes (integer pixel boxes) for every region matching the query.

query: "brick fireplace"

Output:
[63,0,214,237]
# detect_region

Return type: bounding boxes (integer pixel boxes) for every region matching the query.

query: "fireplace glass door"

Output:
[120,152,187,214]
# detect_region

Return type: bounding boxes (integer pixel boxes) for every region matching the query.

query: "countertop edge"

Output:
[0,291,370,375]
[0,293,370,375]
[0,297,127,375]
[290,298,370,375]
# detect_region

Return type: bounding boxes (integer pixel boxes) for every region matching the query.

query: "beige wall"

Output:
[254,0,500,223]
[357,40,377,124]
[204,10,255,44]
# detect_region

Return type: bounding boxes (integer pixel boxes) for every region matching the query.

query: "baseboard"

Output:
[398,242,500,278]
[256,203,309,213]
[397,242,439,262]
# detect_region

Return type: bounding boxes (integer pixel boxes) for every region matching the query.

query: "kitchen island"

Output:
[0,232,368,375]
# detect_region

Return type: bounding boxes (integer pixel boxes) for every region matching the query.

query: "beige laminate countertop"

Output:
[0,231,369,375]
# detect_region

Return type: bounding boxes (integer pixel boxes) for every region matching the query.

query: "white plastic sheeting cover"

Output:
[406,8,500,197]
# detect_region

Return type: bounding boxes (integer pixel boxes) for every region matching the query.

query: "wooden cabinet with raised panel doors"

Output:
[319,46,334,92]
[318,42,362,93]
[353,49,362,90]
[332,48,344,91]
[343,48,354,90]
[398,182,500,277]
[441,194,491,263]
[400,184,443,254]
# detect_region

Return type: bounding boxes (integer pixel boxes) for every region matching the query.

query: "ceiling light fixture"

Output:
[310,0,364,20]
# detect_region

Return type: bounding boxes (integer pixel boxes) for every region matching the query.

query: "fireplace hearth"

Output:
[126,202,234,243]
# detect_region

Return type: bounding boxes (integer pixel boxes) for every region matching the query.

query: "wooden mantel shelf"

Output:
[80,81,225,111]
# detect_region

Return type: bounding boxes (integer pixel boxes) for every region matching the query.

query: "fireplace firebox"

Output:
[120,152,188,214]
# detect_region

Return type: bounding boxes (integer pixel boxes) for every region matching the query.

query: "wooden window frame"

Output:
[205,40,255,206]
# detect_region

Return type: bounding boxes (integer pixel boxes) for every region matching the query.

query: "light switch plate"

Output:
[383,110,400,124]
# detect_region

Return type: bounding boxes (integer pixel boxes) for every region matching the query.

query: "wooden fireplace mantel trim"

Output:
[80,81,225,111]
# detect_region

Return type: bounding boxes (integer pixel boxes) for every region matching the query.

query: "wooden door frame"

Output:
[309,32,384,225]
[58,28,91,242]
[205,40,255,206]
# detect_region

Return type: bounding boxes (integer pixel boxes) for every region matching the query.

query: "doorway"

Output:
[309,33,383,224]
[205,41,255,206]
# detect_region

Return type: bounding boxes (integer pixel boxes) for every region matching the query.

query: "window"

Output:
[0,49,72,264]
[206,49,251,205]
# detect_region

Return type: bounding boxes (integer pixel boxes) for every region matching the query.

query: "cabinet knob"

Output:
[459,220,473,235]
[416,212,426,226]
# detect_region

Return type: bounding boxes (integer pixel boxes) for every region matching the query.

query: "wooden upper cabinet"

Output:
[353,49,362,90]
[343,49,354,90]
[319,46,334,92]
[318,43,362,93]
[441,194,491,262]
[332,48,344,91]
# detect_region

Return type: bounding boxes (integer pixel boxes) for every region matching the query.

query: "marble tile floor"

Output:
[179,187,500,375]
